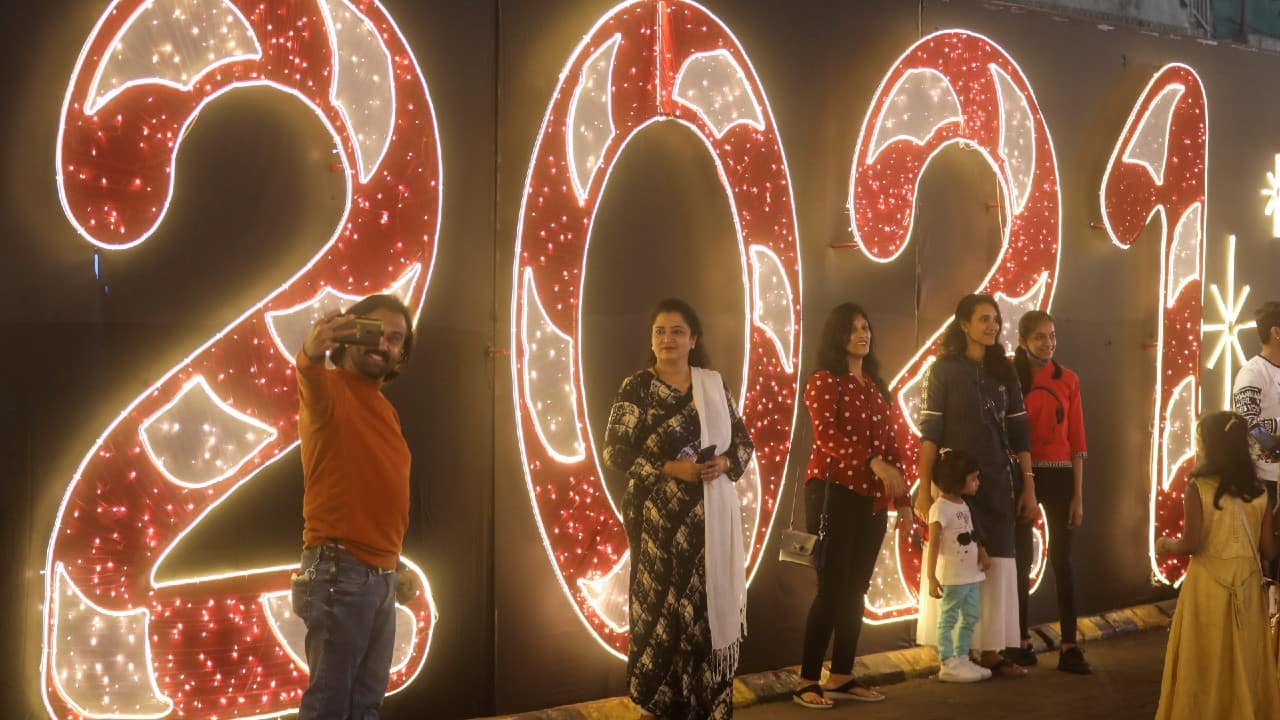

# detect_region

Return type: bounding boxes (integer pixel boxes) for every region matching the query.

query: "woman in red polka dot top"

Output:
[793,303,910,709]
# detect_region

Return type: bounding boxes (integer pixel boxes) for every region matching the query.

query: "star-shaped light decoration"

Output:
[1203,234,1255,409]
[1261,154,1280,238]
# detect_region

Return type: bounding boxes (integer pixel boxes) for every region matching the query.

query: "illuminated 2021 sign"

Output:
[45,0,441,717]
[47,0,1219,706]
[511,10,1215,640]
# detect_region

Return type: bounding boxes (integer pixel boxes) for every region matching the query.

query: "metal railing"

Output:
[1186,0,1214,35]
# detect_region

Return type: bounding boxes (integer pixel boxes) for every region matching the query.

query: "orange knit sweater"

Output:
[296,352,410,569]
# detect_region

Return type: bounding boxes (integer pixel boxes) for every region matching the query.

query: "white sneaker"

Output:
[937,656,983,683]
[963,656,993,680]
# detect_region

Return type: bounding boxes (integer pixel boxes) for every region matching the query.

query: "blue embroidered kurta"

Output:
[919,355,1030,557]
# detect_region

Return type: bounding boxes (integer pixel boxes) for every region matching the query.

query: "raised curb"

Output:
[476,600,1175,719]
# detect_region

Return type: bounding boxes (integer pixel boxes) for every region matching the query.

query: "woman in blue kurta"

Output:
[914,294,1036,676]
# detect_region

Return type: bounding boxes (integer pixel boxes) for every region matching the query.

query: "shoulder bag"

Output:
[778,378,844,570]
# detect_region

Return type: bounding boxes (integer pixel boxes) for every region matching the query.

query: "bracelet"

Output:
[1022,471,1035,477]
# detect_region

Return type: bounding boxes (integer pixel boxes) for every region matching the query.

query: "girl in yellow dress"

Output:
[1155,411,1280,720]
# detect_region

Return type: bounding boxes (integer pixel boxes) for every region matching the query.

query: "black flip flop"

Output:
[824,677,885,702]
[792,683,833,709]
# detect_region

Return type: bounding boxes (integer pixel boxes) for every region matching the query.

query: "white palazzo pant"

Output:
[916,552,1021,653]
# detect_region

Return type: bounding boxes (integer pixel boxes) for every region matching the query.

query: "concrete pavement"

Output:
[739,630,1166,719]
[478,601,1175,719]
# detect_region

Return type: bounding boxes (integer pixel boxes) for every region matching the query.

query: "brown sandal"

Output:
[986,658,1029,677]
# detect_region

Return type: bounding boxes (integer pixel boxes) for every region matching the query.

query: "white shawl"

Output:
[691,367,747,681]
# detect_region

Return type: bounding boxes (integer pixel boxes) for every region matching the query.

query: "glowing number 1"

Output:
[44,0,441,717]
[1099,64,1207,587]
[512,0,801,657]
[848,30,1061,621]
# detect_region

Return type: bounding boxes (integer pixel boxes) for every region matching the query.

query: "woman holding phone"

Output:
[603,298,755,719]
[914,294,1035,677]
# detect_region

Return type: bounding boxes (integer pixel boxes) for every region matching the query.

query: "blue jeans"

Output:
[293,544,398,719]
[937,582,981,661]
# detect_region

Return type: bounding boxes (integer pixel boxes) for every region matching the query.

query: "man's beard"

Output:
[353,348,393,379]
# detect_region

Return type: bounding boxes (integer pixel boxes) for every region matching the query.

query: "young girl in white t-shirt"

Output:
[928,449,993,683]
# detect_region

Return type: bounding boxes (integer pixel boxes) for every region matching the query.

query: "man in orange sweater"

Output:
[292,293,418,719]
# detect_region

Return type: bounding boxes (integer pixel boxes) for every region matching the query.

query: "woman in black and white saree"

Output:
[603,298,755,719]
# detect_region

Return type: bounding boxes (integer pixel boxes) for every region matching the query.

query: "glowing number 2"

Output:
[44,0,441,717]
[512,0,801,657]
[847,30,1061,621]
[1099,64,1206,587]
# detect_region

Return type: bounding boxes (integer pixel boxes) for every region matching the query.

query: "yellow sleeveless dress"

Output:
[1155,477,1280,720]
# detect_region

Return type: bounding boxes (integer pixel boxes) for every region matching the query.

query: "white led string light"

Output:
[520,268,588,462]
[1167,203,1203,306]
[990,65,1035,213]
[316,0,397,182]
[85,0,262,116]
[137,375,279,489]
[1203,234,1255,410]
[749,246,797,374]
[866,68,963,167]
[1260,154,1280,238]
[50,565,173,719]
[1120,85,1184,187]
[672,49,765,137]
[567,35,621,201]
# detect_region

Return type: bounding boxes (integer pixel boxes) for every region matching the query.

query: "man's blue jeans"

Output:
[292,544,398,719]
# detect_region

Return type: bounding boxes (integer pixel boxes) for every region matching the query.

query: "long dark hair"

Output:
[939,293,1015,384]
[646,298,710,368]
[330,293,414,381]
[813,302,888,398]
[1013,310,1062,394]
[1191,411,1266,509]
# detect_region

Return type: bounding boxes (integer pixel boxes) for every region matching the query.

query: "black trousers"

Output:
[1015,466,1079,645]
[800,480,887,680]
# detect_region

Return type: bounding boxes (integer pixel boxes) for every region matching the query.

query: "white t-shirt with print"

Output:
[929,497,985,586]
[1232,355,1280,483]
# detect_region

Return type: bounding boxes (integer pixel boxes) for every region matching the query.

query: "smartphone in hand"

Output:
[695,446,717,464]
[1249,424,1280,458]
[335,317,382,347]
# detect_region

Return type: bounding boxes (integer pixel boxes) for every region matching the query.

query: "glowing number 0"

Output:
[512,0,801,656]
[848,30,1061,620]
[1099,64,1206,587]
[44,0,441,717]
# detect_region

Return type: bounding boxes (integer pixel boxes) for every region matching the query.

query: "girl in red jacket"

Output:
[1011,310,1091,674]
